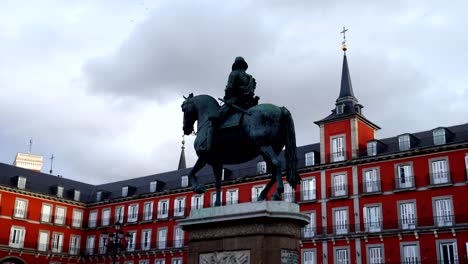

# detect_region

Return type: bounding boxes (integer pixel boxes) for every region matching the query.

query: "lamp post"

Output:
[101,221,132,264]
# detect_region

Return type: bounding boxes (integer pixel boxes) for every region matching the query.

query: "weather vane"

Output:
[340,26,348,52]
[27,139,33,153]
[50,154,55,174]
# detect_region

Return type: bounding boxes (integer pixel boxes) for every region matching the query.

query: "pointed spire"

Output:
[336,53,357,104]
[178,136,186,170]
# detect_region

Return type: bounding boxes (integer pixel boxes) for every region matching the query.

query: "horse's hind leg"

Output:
[189,158,207,194]
[259,146,283,201]
[258,178,274,201]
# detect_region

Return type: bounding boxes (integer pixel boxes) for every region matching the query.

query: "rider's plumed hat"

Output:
[232,56,248,71]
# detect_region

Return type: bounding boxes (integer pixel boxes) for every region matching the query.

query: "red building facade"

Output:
[1,50,468,264]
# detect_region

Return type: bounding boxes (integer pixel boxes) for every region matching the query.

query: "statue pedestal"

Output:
[178,201,309,264]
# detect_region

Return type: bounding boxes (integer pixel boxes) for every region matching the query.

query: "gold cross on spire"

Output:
[340,26,348,52]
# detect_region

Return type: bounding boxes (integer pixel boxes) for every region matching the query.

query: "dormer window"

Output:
[150,181,157,193]
[336,104,344,115]
[57,186,64,198]
[433,128,446,145]
[367,141,377,156]
[305,152,315,166]
[257,161,267,174]
[181,176,189,187]
[17,176,26,189]
[96,191,102,202]
[122,186,129,197]
[74,190,80,201]
[398,135,411,151]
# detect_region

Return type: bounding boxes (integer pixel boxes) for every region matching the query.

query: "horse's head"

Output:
[181,93,197,135]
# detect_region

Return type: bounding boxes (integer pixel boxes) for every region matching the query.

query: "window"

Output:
[211,191,223,207]
[363,205,382,232]
[69,235,80,255]
[155,260,165,264]
[251,185,265,202]
[99,236,108,254]
[141,229,151,250]
[41,203,52,222]
[433,128,446,145]
[396,164,414,189]
[102,208,111,226]
[305,152,315,166]
[158,200,169,219]
[302,250,316,264]
[401,243,419,264]
[257,161,267,174]
[96,191,102,201]
[303,212,316,238]
[301,178,316,201]
[88,210,98,228]
[336,104,344,115]
[398,135,411,151]
[54,206,66,225]
[367,141,377,156]
[74,190,80,201]
[367,245,384,264]
[434,198,453,227]
[283,182,294,202]
[191,195,204,210]
[437,240,458,264]
[174,226,184,248]
[226,189,238,205]
[399,202,416,230]
[72,209,83,228]
[157,229,167,249]
[14,198,27,218]
[17,176,26,189]
[143,201,153,221]
[331,136,345,162]
[334,208,348,235]
[181,176,189,187]
[122,186,129,197]
[9,226,25,248]
[140,261,150,264]
[430,158,450,184]
[128,204,139,222]
[332,174,347,197]
[57,186,64,198]
[126,231,137,252]
[51,232,64,253]
[37,231,49,252]
[115,206,124,224]
[150,180,158,192]
[172,259,182,264]
[465,154,468,179]
[174,197,186,217]
[363,168,380,193]
[86,236,95,255]
[334,247,350,264]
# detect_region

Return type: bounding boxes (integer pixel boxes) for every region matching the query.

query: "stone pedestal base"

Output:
[178,201,309,264]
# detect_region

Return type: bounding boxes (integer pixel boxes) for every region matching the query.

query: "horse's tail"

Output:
[281,107,300,189]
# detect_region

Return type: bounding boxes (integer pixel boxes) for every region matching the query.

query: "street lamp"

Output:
[102,221,132,264]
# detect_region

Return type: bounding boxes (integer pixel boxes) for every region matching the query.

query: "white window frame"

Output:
[283,182,294,202]
[14,198,28,219]
[301,177,316,201]
[122,186,129,197]
[302,249,316,264]
[366,244,385,264]
[191,194,204,210]
[57,186,64,198]
[72,209,83,228]
[398,134,411,151]
[157,228,167,250]
[17,176,27,189]
[433,196,454,227]
[158,200,169,219]
[400,242,420,264]
[429,157,450,185]
[54,206,66,225]
[37,230,49,252]
[433,128,446,145]
[86,236,95,255]
[69,235,80,255]
[101,208,111,226]
[51,232,64,253]
[181,176,189,187]
[398,201,417,230]
[363,168,380,193]
[126,231,137,252]
[465,154,468,180]
[9,226,25,248]
[172,258,182,264]
[303,211,316,238]
[155,259,166,264]
[226,189,239,205]
[333,208,349,235]
[143,201,153,221]
[363,204,382,233]
[436,240,458,264]
[367,141,377,156]
[150,180,157,192]
[96,191,102,201]
[115,206,125,224]
[334,247,350,264]
[74,190,80,201]
[251,185,265,202]
[41,203,52,222]
[174,226,184,248]
[127,204,139,222]
[141,229,152,251]
[211,191,223,207]
[332,173,347,197]
[88,210,98,228]
[395,163,414,189]
[331,135,346,162]
[174,197,186,217]
[305,152,315,166]
[257,161,267,174]
[336,104,344,115]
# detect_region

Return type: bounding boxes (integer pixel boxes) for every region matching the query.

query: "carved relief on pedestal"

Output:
[199,250,250,264]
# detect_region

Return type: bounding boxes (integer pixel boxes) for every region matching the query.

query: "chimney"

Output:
[13,153,44,172]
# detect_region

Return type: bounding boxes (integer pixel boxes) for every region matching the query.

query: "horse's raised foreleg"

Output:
[259,146,283,201]
[189,158,207,194]
[212,163,223,206]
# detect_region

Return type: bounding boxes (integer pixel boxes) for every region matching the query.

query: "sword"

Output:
[218,98,251,115]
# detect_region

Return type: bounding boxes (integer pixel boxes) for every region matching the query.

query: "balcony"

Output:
[89,240,187,256]
[283,192,295,202]
[394,176,415,190]
[328,185,348,198]
[429,171,451,186]
[173,207,186,218]
[142,211,154,222]
[12,209,27,219]
[362,180,381,194]
[0,239,80,258]
[157,210,169,220]
[301,190,317,201]
[330,150,346,163]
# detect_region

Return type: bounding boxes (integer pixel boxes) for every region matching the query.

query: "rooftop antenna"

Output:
[49,154,55,174]
[27,138,33,153]
[340,26,349,52]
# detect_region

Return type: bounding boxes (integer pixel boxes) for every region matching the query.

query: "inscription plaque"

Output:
[281,249,298,264]
[199,250,250,264]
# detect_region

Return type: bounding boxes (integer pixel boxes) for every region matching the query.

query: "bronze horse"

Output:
[181,93,300,206]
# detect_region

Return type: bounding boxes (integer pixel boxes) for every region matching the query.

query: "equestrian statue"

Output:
[181,57,300,206]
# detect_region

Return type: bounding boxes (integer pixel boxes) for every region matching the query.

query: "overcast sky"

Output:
[0,0,467,184]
